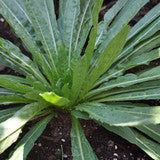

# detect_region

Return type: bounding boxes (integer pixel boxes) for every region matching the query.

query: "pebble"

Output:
[61,138,65,142]
[0,18,4,22]
[114,145,118,150]
[59,132,62,135]
[38,143,42,147]
[113,158,118,160]
[108,140,114,147]
[63,154,68,158]
[113,153,118,157]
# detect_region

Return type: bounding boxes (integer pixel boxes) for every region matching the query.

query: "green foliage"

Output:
[0,0,159,159]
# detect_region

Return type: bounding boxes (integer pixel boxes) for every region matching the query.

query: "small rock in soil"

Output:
[61,138,65,142]
[38,143,42,147]
[107,140,114,147]
[113,153,118,157]
[63,154,68,158]
[0,18,4,22]
[114,145,118,150]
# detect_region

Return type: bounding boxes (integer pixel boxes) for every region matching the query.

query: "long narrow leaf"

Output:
[71,116,98,160]
[0,107,21,123]
[77,102,160,126]
[97,88,160,102]
[8,114,54,160]
[73,0,95,58]
[96,0,128,47]
[90,80,160,101]
[93,34,160,88]
[127,3,160,41]
[70,0,103,103]
[0,77,33,93]
[136,124,160,143]
[117,16,160,61]
[98,0,149,53]
[62,0,80,67]
[0,102,49,142]
[0,38,47,84]
[85,0,103,67]
[0,0,43,63]
[0,128,22,154]
[87,64,160,98]
[82,25,130,96]
[22,0,59,83]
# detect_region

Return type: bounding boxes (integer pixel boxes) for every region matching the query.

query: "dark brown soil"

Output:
[0,0,160,160]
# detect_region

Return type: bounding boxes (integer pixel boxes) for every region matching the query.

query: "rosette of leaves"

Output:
[0,0,160,159]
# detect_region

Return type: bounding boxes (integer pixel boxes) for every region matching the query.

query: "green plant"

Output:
[0,0,160,159]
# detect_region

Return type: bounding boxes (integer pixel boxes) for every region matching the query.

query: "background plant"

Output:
[0,0,160,159]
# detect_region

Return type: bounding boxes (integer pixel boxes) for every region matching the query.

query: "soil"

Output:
[0,0,160,160]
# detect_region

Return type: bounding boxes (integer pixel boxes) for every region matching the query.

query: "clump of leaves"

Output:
[0,0,160,159]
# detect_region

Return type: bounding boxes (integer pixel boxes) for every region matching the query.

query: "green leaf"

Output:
[71,116,98,160]
[0,88,19,95]
[77,102,160,126]
[117,47,160,71]
[0,77,33,93]
[96,0,129,47]
[0,107,21,123]
[8,114,54,160]
[0,38,47,84]
[0,0,43,63]
[0,75,27,84]
[136,124,160,143]
[87,64,160,98]
[73,0,95,50]
[73,0,96,59]
[0,102,49,142]
[0,128,22,154]
[0,95,31,104]
[58,0,67,37]
[71,110,89,120]
[0,87,32,104]
[70,56,88,104]
[117,16,160,61]
[90,80,160,101]
[128,3,160,41]
[85,0,103,66]
[114,33,160,72]
[70,0,103,104]
[24,90,43,101]
[98,88,160,102]
[62,0,80,67]
[22,0,60,83]
[93,34,160,88]
[83,25,130,94]
[98,0,149,53]
[40,92,70,107]
[132,130,160,160]
[26,75,51,92]
[100,123,160,160]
